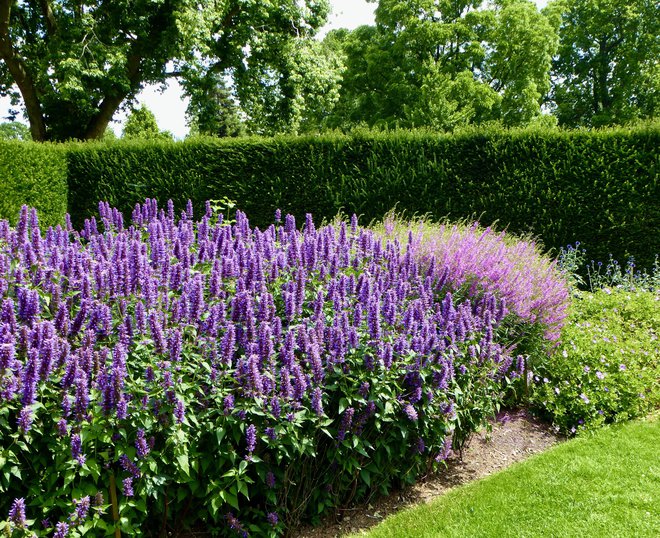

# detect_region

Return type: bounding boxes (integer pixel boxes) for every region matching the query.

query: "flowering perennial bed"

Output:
[0,201,567,536]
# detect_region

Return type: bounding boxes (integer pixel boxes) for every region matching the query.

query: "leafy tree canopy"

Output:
[0,120,29,140]
[548,0,659,127]
[0,0,330,141]
[122,105,172,140]
[322,0,559,131]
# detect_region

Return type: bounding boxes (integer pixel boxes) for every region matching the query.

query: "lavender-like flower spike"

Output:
[174,398,185,424]
[122,477,134,497]
[17,407,34,434]
[71,496,90,522]
[311,387,324,416]
[136,428,150,459]
[70,433,85,465]
[337,407,355,442]
[53,521,70,538]
[8,497,27,528]
[245,424,257,455]
[403,403,418,421]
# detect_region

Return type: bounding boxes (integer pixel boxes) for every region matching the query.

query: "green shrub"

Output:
[0,141,67,228]
[530,288,660,434]
[64,125,659,271]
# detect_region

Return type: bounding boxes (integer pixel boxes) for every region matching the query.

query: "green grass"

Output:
[351,415,660,538]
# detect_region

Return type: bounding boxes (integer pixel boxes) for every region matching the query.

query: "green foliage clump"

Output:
[530,288,660,434]
[64,124,660,272]
[122,105,173,141]
[0,141,67,228]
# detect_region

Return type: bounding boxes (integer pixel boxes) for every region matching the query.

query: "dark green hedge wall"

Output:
[65,127,659,270]
[0,141,68,229]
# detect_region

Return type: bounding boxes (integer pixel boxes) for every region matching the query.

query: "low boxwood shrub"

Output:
[0,201,565,536]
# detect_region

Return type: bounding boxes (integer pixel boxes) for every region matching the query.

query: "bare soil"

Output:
[292,408,563,538]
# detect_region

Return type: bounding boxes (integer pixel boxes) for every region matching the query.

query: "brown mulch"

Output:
[292,408,563,538]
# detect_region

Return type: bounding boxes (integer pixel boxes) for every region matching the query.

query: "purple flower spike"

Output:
[245,424,257,455]
[53,521,70,538]
[267,512,278,526]
[8,498,27,528]
[311,387,324,416]
[17,407,34,434]
[122,477,134,497]
[136,428,150,459]
[403,403,418,421]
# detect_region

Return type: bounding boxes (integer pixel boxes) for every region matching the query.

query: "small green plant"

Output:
[530,288,659,434]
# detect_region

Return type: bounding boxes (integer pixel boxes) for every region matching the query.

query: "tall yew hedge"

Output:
[1,126,658,269]
[64,127,659,270]
[0,141,68,229]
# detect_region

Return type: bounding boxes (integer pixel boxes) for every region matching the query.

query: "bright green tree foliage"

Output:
[549,0,659,127]
[234,37,344,135]
[0,121,29,140]
[186,75,244,138]
[122,105,172,140]
[324,0,558,130]
[0,1,330,141]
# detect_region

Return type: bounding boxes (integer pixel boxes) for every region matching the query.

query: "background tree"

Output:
[0,120,29,140]
[549,0,659,127]
[0,1,330,141]
[122,105,172,140]
[323,0,558,131]
[186,74,244,138]
[233,37,344,135]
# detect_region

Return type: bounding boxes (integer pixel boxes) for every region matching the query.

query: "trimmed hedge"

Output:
[0,141,68,229]
[64,126,659,271]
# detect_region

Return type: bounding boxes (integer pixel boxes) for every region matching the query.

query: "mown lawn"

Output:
[352,415,660,538]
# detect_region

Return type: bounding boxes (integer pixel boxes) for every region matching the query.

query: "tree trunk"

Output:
[83,54,142,140]
[0,0,47,140]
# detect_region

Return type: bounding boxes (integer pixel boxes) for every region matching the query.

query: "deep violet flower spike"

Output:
[311,387,324,416]
[72,496,90,522]
[8,497,27,528]
[245,424,257,455]
[53,521,70,538]
[337,407,355,442]
[122,478,134,497]
[136,428,150,459]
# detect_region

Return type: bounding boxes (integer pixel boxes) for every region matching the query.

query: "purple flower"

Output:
[71,496,90,522]
[119,455,141,478]
[435,437,452,462]
[53,521,70,538]
[266,471,276,488]
[71,433,85,465]
[311,387,324,416]
[403,403,418,421]
[17,407,34,434]
[174,398,185,424]
[224,394,235,414]
[8,498,27,528]
[337,407,355,442]
[245,424,257,455]
[136,428,150,459]
[122,477,134,497]
[580,393,590,404]
[267,512,278,526]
